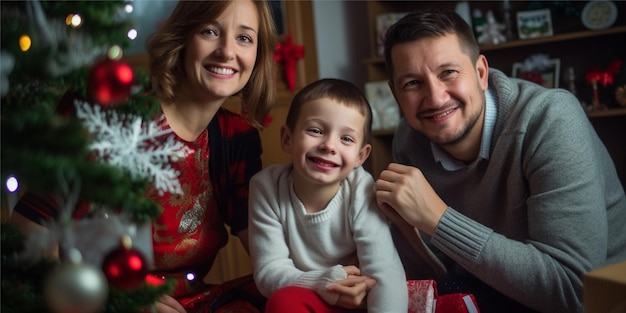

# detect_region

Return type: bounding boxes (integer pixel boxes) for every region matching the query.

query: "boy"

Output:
[248,78,408,312]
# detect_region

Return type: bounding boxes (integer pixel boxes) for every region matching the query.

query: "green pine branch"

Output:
[1,1,172,310]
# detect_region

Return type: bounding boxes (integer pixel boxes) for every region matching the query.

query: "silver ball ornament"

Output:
[44,261,109,313]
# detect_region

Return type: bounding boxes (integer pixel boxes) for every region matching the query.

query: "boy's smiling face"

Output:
[281,97,371,191]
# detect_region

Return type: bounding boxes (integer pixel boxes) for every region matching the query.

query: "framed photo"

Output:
[375,12,408,56]
[365,81,400,130]
[516,9,553,39]
[512,58,560,88]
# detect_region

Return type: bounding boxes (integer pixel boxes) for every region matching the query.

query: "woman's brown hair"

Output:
[146,0,278,129]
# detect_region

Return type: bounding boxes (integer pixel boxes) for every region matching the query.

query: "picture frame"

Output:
[375,12,408,56]
[364,80,400,130]
[516,9,553,39]
[512,58,561,88]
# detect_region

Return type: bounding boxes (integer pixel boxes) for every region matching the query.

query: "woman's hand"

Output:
[327,265,376,309]
[152,294,187,313]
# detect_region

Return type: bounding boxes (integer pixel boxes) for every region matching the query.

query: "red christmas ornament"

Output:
[273,34,304,92]
[102,235,148,290]
[88,58,134,106]
[145,274,167,287]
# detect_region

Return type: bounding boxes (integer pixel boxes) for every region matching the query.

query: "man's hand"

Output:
[375,163,447,235]
[326,265,376,309]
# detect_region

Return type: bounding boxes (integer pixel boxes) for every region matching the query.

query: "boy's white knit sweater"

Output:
[249,163,408,312]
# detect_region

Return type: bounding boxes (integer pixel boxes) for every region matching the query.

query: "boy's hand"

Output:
[327,265,376,309]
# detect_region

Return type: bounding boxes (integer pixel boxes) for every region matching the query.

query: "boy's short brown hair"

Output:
[285,78,373,145]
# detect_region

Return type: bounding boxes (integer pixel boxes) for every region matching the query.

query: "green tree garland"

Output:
[1,1,173,311]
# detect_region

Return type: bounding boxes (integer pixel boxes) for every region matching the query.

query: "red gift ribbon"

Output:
[274,34,304,91]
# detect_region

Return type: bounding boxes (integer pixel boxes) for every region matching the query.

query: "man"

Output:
[374,8,626,313]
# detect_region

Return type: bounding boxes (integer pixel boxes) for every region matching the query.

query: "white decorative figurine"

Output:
[476,10,507,45]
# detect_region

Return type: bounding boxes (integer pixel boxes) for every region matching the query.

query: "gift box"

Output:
[584,261,626,313]
[408,280,437,313]
[407,280,480,313]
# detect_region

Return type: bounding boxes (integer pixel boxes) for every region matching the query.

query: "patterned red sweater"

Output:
[14,108,263,298]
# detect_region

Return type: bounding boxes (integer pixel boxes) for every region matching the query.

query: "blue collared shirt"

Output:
[432,88,497,171]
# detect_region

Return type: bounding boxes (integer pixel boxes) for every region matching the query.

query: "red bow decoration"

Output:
[262,114,273,127]
[274,35,304,92]
[586,60,623,87]
[585,60,623,110]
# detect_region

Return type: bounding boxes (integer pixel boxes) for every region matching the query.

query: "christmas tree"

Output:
[1,1,178,312]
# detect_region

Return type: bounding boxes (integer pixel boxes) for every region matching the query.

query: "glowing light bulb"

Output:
[6,176,19,193]
[124,3,134,14]
[185,272,196,281]
[127,28,138,41]
[71,14,83,27]
[107,45,123,60]
[19,35,31,52]
[65,13,83,27]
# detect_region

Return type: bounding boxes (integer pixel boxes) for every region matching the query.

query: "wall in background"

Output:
[125,0,177,54]
[312,1,370,91]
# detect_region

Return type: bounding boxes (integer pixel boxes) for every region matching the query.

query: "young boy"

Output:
[248,78,408,312]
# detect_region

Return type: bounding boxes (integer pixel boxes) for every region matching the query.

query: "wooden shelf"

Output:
[587,107,626,118]
[364,25,626,66]
[371,108,626,138]
[479,26,626,51]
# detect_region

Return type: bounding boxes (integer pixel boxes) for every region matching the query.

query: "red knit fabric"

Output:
[436,293,479,313]
[265,286,364,313]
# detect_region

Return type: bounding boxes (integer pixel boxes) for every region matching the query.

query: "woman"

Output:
[11,1,278,312]
[145,0,277,312]
[144,1,278,312]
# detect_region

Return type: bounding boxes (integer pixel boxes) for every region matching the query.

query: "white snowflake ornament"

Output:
[74,100,192,195]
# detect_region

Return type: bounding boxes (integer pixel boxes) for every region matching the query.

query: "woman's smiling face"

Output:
[183,0,259,100]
